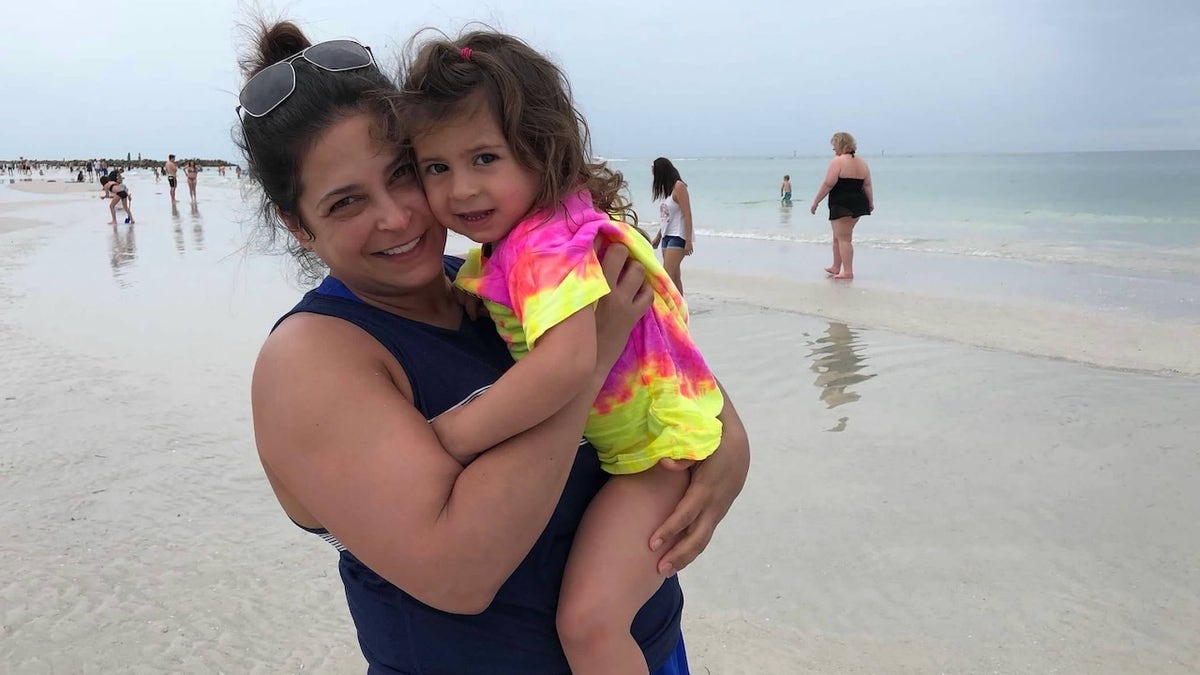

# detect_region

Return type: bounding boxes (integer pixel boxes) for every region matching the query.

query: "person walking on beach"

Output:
[164,154,179,203]
[649,157,694,294]
[810,131,873,279]
[780,174,792,205]
[184,161,198,204]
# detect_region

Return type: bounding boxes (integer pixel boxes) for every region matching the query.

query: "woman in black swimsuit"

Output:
[105,171,135,225]
[810,132,872,279]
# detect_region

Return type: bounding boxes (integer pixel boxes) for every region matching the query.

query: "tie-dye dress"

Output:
[454,190,723,474]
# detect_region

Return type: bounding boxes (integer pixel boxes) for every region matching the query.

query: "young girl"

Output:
[400,32,725,674]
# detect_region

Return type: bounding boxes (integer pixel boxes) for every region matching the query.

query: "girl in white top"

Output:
[649,157,693,293]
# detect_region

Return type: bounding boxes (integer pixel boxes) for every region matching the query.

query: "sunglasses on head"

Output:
[237,39,375,118]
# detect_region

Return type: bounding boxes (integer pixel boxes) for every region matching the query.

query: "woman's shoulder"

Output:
[260,311,393,381]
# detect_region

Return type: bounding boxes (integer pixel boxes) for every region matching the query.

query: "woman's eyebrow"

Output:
[320,183,361,204]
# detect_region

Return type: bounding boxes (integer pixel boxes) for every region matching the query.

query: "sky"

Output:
[2,0,1197,162]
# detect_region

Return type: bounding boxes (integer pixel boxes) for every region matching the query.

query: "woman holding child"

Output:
[239,20,749,675]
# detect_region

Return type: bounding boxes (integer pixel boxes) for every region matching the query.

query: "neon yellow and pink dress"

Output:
[455,190,723,474]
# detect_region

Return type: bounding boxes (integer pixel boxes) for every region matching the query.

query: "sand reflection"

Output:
[190,203,205,250]
[807,321,876,425]
[108,225,137,286]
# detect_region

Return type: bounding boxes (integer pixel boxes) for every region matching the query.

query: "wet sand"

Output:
[3,176,1199,673]
[8,180,98,195]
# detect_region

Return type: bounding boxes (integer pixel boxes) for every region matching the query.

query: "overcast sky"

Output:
[2,0,1197,161]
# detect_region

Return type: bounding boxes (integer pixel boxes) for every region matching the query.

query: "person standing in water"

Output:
[164,154,179,203]
[810,132,873,279]
[104,171,135,225]
[649,158,693,294]
[184,161,198,204]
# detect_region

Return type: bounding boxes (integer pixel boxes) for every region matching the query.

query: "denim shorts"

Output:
[661,235,687,250]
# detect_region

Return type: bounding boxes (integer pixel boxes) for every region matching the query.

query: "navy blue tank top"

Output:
[273,257,683,674]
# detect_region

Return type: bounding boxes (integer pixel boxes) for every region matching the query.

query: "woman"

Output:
[810,131,873,279]
[650,157,693,293]
[238,21,749,674]
[184,161,198,203]
[104,170,135,225]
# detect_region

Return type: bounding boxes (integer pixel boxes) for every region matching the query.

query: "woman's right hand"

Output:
[594,244,652,373]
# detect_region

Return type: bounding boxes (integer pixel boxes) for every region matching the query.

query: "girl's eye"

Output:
[475,153,498,166]
[424,163,448,176]
[391,164,413,181]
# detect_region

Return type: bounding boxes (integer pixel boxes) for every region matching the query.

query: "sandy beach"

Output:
[2,175,1199,673]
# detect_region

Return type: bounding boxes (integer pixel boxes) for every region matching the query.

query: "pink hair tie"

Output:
[460,47,473,61]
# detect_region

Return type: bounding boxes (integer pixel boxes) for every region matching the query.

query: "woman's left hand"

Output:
[648,407,750,575]
[683,240,694,256]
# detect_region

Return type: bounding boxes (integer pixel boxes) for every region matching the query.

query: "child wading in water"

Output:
[401,32,725,674]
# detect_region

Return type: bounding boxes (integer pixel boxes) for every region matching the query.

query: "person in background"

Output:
[164,154,179,203]
[104,171,135,225]
[810,131,873,279]
[184,161,198,204]
[649,157,693,293]
[780,174,792,205]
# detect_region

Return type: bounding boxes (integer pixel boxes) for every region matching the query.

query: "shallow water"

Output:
[615,151,1200,279]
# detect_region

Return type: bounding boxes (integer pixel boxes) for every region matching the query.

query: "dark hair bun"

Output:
[242,21,312,77]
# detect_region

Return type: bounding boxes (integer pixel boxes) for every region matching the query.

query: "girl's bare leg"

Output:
[557,465,690,675]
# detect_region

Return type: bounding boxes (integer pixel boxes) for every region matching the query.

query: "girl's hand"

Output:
[683,240,694,256]
[594,244,652,373]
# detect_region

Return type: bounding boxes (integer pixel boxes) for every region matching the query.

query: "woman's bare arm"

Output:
[863,163,874,212]
[810,159,841,213]
[254,247,651,614]
[649,378,750,574]
[431,308,597,463]
[674,181,695,255]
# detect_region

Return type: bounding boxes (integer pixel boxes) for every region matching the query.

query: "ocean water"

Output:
[12,153,1198,321]
[611,151,1200,278]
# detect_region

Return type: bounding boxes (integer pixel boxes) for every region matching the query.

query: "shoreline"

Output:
[445,229,1200,377]
[686,268,1200,377]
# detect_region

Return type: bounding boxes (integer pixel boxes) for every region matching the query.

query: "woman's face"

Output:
[286,112,448,304]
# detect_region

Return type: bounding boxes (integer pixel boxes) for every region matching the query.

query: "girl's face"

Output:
[284,113,448,305]
[412,105,540,245]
